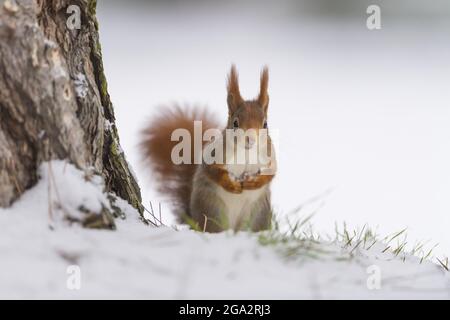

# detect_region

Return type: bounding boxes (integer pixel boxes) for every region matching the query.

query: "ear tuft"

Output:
[227,64,243,113]
[258,66,269,113]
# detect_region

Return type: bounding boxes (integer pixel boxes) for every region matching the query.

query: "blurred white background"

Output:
[97,0,450,256]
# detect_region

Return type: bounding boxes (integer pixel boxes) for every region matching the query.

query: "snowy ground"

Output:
[97,1,450,257]
[2,1,449,300]
[0,161,449,299]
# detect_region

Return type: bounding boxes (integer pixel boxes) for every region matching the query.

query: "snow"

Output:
[104,119,113,131]
[0,161,449,299]
[0,161,111,227]
[73,73,88,98]
[97,1,450,258]
[2,1,449,300]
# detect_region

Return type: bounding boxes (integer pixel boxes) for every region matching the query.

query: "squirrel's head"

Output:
[226,65,269,149]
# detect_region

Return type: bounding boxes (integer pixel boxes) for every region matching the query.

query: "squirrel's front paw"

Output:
[224,182,243,194]
[223,174,243,193]
[242,179,259,190]
[242,170,274,190]
[242,169,260,179]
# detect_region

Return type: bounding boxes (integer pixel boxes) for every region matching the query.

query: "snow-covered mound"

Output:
[0,161,448,299]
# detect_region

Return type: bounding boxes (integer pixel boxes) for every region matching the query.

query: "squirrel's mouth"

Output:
[245,136,256,149]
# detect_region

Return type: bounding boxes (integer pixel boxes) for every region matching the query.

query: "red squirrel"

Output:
[141,65,277,232]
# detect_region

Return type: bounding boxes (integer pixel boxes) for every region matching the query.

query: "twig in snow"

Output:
[202,214,209,232]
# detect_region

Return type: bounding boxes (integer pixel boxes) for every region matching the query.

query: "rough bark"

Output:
[0,0,144,228]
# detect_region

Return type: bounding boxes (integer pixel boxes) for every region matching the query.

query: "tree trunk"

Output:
[0,0,144,228]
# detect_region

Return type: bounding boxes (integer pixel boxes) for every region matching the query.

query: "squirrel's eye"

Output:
[263,120,268,129]
[233,118,239,129]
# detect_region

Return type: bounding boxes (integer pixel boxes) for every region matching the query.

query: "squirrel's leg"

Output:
[190,170,229,232]
[242,190,272,232]
[204,164,243,194]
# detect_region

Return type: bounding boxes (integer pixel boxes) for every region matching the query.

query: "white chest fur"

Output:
[215,142,269,228]
[215,183,266,229]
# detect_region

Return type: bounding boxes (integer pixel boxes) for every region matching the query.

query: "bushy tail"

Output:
[140,105,220,220]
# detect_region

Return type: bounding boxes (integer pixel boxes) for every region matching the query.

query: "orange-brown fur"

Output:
[141,65,276,231]
[204,164,243,194]
[140,105,219,218]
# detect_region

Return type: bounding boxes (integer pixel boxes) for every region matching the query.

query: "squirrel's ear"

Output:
[227,64,243,113]
[258,66,269,113]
